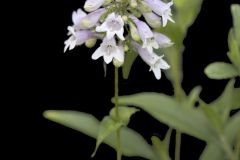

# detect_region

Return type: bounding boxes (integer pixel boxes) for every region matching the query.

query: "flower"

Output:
[84,0,105,12]
[133,42,170,79]
[72,8,87,29]
[64,27,94,52]
[92,37,124,64]
[145,0,174,27]
[131,16,159,53]
[96,12,125,41]
[154,32,173,48]
[143,12,162,28]
[79,8,106,29]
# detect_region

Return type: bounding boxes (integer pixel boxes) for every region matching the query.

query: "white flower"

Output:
[154,32,173,48]
[143,12,162,28]
[131,16,159,53]
[64,27,94,52]
[96,12,125,41]
[133,42,170,79]
[145,0,174,27]
[84,0,105,12]
[92,37,124,64]
[72,9,87,27]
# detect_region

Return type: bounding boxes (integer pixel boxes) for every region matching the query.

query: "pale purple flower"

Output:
[131,16,159,53]
[64,27,94,52]
[145,0,174,27]
[79,8,106,29]
[84,0,105,12]
[92,37,124,64]
[72,9,87,27]
[143,12,162,28]
[96,12,125,41]
[133,42,170,79]
[154,32,173,48]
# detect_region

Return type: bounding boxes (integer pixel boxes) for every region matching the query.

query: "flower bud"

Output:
[103,0,113,5]
[130,0,138,8]
[129,21,141,42]
[85,38,97,48]
[84,0,104,12]
[113,58,124,67]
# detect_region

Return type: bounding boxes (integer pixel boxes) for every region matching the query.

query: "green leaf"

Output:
[210,80,240,121]
[122,49,138,79]
[231,4,240,45]
[43,110,154,159]
[92,116,122,157]
[118,93,217,142]
[200,102,223,133]
[204,62,239,79]
[109,106,139,126]
[228,29,240,69]
[151,129,172,160]
[184,86,202,108]
[200,143,224,160]
[224,112,240,146]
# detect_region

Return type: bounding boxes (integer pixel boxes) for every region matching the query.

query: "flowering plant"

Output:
[44,1,240,160]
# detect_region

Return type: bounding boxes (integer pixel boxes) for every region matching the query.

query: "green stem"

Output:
[175,131,181,160]
[114,67,121,160]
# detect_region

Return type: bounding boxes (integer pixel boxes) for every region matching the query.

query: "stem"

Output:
[220,135,235,160]
[114,67,121,160]
[175,131,181,160]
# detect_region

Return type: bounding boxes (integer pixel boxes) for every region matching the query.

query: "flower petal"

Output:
[151,67,161,80]
[92,47,104,60]
[84,0,104,12]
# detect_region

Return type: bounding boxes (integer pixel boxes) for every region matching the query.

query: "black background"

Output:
[9,0,240,159]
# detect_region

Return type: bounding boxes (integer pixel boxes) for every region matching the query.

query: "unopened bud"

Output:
[129,21,141,42]
[130,0,138,8]
[124,45,129,52]
[85,38,97,48]
[113,58,124,67]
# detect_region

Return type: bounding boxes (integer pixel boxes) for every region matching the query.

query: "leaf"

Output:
[117,93,217,142]
[122,50,138,79]
[224,112,240,146]
[92,116,122,157]
[231,4,240,45]
[200,143,224,160]
[109,106,139,126]
[200,102,223,133]
[210,80,240,121]
[151,129,172,160]
[228,29,240,69]
[43,110,155,159]
[184,86,202,108]
[204,62,239,79]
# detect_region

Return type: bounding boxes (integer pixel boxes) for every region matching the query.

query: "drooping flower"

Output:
[133,42,170,79]
[131,16,159,53]
[84,0,105,12]
[64,27,94,52]
[72,9,87,28]
[92,37,124,64]
[145,0,174,27]
[79,8,106,29]
[96,12,125,41]
[153,32,173,48]
[143,12,162,28]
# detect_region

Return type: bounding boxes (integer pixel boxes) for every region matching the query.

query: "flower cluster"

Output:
[64,0,174,79]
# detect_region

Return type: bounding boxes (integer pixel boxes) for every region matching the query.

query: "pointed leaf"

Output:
[92,116,122,157]
[228,29,240,69]
[231,4,240,45]
[109,106,139,126]
[204,62,239,79]
[118,93,217,142]
[151,129,172,160]
[210,80,240,121]
[122,50,138,79]
[224,112,240,145]
[44,110,154,159]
